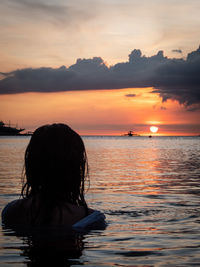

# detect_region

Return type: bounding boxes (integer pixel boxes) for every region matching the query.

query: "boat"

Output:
[123,130,140,137]
[0,121,25,136]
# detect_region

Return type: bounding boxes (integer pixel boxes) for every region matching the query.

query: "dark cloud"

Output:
[125,94,137,97]
[160,106,167,110]
[151,47,200,107]
[0,46,200,109]
[172,49,182,54]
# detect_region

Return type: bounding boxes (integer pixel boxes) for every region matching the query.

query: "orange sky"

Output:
[1,88,199,135]
[0,0,200,135]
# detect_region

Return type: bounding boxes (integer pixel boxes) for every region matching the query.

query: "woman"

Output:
[2,123,105,229]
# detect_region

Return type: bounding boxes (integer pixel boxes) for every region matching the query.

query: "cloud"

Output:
[3,0,94,28]
[4,0,69,21]
[0,46,200,109]
[151,46,200,107]
[125,94,137,97]
[172,49,182,54]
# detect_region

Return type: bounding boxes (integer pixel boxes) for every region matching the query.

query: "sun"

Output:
[150,126,158,133]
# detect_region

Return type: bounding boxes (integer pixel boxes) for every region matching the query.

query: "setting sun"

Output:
[150,126,159,133]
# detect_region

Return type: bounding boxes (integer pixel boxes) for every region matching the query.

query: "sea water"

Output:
[0,136,200,266]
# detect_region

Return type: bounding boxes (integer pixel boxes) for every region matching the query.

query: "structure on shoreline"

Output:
[0,121,25,136]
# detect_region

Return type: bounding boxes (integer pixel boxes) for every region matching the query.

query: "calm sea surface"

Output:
[0,136,200,266]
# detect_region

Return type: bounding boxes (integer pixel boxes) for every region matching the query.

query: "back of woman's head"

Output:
[22,123,88,206]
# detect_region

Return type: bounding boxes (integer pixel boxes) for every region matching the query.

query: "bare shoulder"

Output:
[2,198,95,227]
[1,199,27,225]
[60,203,93,225]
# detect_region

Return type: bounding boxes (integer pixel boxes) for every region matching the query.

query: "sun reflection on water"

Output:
[1,136,200,266]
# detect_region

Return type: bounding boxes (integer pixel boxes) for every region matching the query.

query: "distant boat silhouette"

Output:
[0,121,25,136]
[123,130,140,137]
[149,135,152,138]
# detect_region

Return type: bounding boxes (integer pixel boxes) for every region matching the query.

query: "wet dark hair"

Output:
[22,123,88,211]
